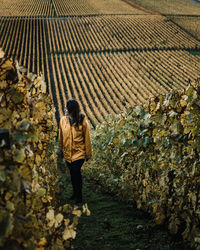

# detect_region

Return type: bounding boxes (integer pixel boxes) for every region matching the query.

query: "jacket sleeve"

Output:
[83,118,92,158]
[58,119,63,148]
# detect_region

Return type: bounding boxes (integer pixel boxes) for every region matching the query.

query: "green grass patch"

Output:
[189,50,200,55]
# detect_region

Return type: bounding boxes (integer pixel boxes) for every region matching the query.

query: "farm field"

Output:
[135,0,200,15]
[135,0,200,42]
[171,16,200,40]
[1,1,200,248]
[1,0,200,126]
[49,50,200,126]
[0,0,147,16]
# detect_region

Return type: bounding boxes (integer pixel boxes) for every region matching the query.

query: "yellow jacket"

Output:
[58,116,92,163]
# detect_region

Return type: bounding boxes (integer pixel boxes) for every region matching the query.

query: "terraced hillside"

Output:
[1,0,200,126]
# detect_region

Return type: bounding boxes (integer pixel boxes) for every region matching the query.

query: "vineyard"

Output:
[0,0,147,16]
[1,14,200,125]
[86,78,200,249]
[134,0,200,15]
[1,0,200,248]
[171,16,200,41]
[134,0,200,43]
[0,55,91,249]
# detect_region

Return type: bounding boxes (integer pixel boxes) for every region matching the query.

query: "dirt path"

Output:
[57,156,193,250]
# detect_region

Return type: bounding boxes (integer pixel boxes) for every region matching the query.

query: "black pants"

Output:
[66,159,85,199]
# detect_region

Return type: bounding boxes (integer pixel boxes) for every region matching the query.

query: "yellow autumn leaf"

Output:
[1,58,13,70]
[49,153,55,160]
[38,143,43,150]
[0,80,8,89]
[34,77,42,88]
[112,137,119,145]
[63,228,76,240]
[64,218,70,226]
[152,203,158,214]
[32,87,36,95]
[6,201,15,211]
[0,108,12,124]
[47,195,53,202]
[82,203,91,216]
[180,99,187,107]
[73,216,79,227]
[40,150,46,160]
[120,119,126,126]
[46,209,54,220]
[142,179,147,187]
[38,237,47,246]
[48,219,55,228]
[5,192,13,200]
[28,159,34,168]
[63,229,72,240]
[41,197,48,203]
[72,209,82,217]
[55,213,64,224]
[54,221,59,228]
[35,154,41,166]
[18,165,31,181]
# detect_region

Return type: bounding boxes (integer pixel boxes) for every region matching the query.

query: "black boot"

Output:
[69,193,76,200]
[75,186,82,204]
[75,195,82,204]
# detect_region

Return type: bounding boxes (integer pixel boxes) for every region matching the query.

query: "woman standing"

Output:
[59,99,92,204]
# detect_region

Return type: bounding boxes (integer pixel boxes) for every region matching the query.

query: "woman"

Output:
[58,99,92,204]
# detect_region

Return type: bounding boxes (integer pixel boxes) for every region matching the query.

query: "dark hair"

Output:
[65,99,85,127]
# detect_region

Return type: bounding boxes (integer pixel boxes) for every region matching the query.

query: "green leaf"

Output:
[143,136,149,147]
[55,213,64,224]
[13,148,25,163]
[6,201,15,211]
[177,156,181,163]
[17,119,31,131]
[12,131,29,143]
[185,86,194,97]
[37,188,46,197]
[0,170,6,182]
[46,209,54,220]
[9,89,24,104]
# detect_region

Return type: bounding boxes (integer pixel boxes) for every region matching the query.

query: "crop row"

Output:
[48,50,200,126]
[46,15,200,51]
[51,0,146,16]
[1,16,200,57]
[1,17,200,126]
[0,0,146,17]
[0,0,54,17]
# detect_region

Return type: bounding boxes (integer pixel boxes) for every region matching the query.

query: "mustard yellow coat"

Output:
[58,116,92,163]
